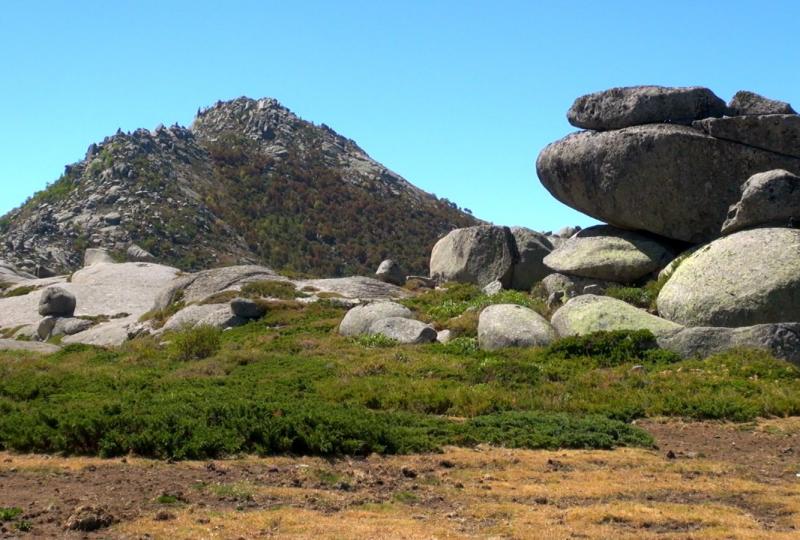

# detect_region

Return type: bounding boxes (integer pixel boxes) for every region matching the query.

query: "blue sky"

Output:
[2,1,799,231]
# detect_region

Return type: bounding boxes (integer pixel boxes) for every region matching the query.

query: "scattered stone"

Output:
[721,169,800,235]
[551,295,683,338]
[436,329,453,344]
[339,301,413,336]
[657,228,800,327]
[38,287,76,317]
[537,123,800,243]
[84,248,114,267]
[367,317,437,344]
[230,297,266,319]
[728,90,797,116]
[543,225,674,283]
[127,243,154,261]
[509,227,553,290]
[657,323,800,365]
[405,275,437,289]
[36,316,93,340]
[693,114,800,159]
[567,86,726,130]
[63,505,113,532]
[154,510,175,521]
[478,304,557,350]
[482,279,503,295]
[103,211,122,225]
[429,225,517,288]
[375,259,405,286]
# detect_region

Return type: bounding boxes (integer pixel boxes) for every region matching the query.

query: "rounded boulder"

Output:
[478,304,556,351]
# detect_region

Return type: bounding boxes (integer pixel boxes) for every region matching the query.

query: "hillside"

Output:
[0,97,477,276]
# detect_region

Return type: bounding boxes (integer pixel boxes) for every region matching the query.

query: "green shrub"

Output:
[168,326,222,361]
[0,507,22,521]
[546,330,680,367]
[241,280,307,299]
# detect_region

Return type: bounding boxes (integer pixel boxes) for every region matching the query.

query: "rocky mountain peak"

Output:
[1,97,476,277]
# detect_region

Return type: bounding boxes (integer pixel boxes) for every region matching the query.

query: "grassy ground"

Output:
[2,286,800,460]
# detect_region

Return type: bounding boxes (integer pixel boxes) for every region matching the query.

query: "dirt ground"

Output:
[2,418,800,539]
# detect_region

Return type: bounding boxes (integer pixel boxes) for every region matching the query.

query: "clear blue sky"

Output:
[2,1,799,231]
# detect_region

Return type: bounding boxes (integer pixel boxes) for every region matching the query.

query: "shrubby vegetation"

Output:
[202,132,475,276]
[2,298,799,459]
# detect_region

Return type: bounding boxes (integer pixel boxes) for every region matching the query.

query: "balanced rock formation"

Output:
[722,170,800,234]
[551,295,683,338]
[567,86,726,130]
[657,228,800,327]
[478,304,556,350]
[538,86,800,243]
[543,225,674,282]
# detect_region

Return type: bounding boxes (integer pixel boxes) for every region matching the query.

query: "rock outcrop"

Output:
[657,228,800,327]
[509,227,553,290]
[692,114,800,159]
[374,259,405,286]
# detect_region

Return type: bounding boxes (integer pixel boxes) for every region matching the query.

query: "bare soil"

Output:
[2,418,800,539]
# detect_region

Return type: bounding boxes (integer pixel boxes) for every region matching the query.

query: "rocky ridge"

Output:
[0,97,476,277]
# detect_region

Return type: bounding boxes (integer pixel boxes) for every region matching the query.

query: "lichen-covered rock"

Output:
[509,227,553,290]
[552,295,683,338]
[536,124,800,243]
[657,323,800,364]
[38,287,76,317]
[429,225,517,288]
[367,317,437,344]
[567,86,725,130]
[543,225,674,283]
[657,228,800,327]
[693,115,800,159]
[728,90,797,116]
[478,304,556,350]
[338,301,413,336]
[721,170,800,234]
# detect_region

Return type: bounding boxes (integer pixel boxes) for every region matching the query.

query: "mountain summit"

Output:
[1,97,477,276]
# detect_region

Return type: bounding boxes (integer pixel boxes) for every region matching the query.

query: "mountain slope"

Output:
[0,97,477,276]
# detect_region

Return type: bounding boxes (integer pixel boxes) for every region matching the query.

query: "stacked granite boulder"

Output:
[534,85,800,362]
[427,86,800,362]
